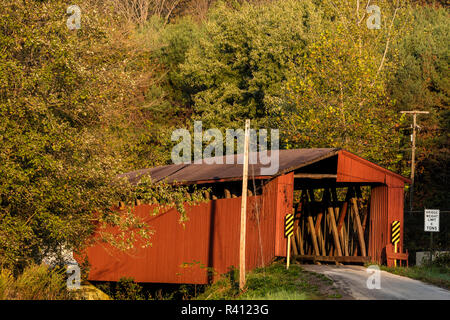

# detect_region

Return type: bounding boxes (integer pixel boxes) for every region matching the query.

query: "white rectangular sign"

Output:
[424,209,439,232]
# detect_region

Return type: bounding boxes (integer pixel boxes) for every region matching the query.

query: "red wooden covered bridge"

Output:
[80,148,410,284]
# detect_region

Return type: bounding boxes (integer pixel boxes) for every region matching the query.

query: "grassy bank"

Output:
[0,264,75,300]
[194,261,344,300]
[0,260,346,300]
[380,265,450,290]
[91,260,347,300]
[376,253,450,290]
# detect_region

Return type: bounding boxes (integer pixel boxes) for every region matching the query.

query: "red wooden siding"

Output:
[368,185,406,266]
[386,187,406,266]
[338,150,408,266]
[337,150,409,187]
[80,149,410,284]
[82,195,277,284]
[338,152,386,184]
[272,172,294,257]
[368,185,389,264]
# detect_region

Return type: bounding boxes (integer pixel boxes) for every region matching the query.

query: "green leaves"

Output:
[95,176,209,251]
[265,1,407,169]
[0,0,200,271]
[389,5,449,210]
[1,0,447,275]
[168,0,323,129]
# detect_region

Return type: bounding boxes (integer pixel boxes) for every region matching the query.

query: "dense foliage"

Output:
[0,264,74,299]
[173,0,323,129]
[271,1,405,170]
[388,6,449,210]
[0,0,448,279]
[0,0,207,272]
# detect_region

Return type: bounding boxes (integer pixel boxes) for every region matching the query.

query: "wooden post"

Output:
[347,202,352,256]
[285,213,294,269]
[324,202,328,256]
[287,236,291,269]
[351,196,366,257]
[327,206,342,256]
[307,214,320,256]
[411,113,416,211]
[307,189,322,257]
[392,220,401,267]
[324,189,342,257]
[361,206,368,248]
[315,211,326,256]
[400,110,429,211]
[239,119,250,290]
[331,188,340,222]
[355,186,368,237]
[294,205,304,255]
[300,191,309,254]
[315,211,323,234]
[394,242,397,267]
[337,201,349,256]
[291,231,299,255]
[295,225,305,255]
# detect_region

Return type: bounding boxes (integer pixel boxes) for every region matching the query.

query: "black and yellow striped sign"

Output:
[391,220,400,244]
[285,213,294,238]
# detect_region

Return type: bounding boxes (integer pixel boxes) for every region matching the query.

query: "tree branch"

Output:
[371,4,399,87]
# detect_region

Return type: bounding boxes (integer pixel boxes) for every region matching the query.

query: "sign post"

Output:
[285,213,294,269]
[424,209,440,265]
[391,221,400,267]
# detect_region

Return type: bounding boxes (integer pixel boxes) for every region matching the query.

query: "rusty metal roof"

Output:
[119,148,341,185]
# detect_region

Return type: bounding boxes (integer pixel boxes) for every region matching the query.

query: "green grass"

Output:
[380,265,450,290]
[244,290,308,300]
[194,260,339,300]
[89,260,347,300]
[0,264,75,300]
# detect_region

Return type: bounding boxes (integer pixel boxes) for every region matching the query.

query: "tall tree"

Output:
[388,5,449,210]
[0,0,206,271]
[173,0,324,129]
[267,0,408,169]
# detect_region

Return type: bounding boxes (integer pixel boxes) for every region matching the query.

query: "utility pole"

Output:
[239,119,250,290]
[400,111,429,212]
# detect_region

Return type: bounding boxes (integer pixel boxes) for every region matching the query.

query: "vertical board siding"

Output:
[337,150,409,188]
[81,149,410,283]
[369,185,405,266]
[337,151,386,184]
[273,172,294,257]
[387,186,406,263]
[82,193,278,284]
[369,185,388,264]
[85,203,212,284]
[340,149,407,266]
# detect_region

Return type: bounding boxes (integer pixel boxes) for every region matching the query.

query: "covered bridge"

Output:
[81,148,410,284]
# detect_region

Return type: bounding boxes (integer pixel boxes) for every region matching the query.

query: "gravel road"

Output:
[302,264,450,300]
